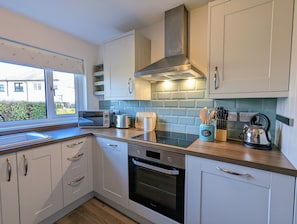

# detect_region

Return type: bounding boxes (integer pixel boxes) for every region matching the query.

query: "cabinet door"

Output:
[186,155,295,224]
[104,33,134,99]
[96,138,128,208]
[17,144,63,224]
[0,153,19,224]
[62,137,92,207]
[208,0,293,98]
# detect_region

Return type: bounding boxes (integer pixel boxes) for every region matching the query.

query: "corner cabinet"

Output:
[103,30,152,100]
[208,0,294,98]
[186,155,295,224]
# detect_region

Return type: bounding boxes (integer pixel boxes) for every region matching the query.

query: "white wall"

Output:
[0,8,100,110]
[276,2,297,167]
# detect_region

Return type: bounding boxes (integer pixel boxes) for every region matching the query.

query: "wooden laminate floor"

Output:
[55,198,138,224]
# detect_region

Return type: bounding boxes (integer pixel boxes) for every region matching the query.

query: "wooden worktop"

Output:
[1,127,296,176]
[90,128,297,176]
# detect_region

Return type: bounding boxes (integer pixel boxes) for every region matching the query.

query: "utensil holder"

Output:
[199,124,215,142]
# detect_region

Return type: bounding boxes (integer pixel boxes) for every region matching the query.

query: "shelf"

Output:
[94,91,104,96]
[94,64,104,97]
[94,71,104,77]
[94,81,104,86]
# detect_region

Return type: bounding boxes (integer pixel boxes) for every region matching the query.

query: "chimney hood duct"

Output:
[135,4,205,82]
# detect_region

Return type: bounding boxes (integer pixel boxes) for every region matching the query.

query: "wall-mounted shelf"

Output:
[93,64,104,98]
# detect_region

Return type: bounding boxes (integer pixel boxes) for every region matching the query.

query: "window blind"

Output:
[0,37,84,74]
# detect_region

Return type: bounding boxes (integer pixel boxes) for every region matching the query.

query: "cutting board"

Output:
[135,112,157,130]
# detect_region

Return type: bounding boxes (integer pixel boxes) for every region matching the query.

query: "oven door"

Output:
[128,156,185,223]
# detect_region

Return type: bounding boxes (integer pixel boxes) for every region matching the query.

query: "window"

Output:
[14,82,24,92]
[53,71,76,115]
[33,82,42,91]
[0,84,4,92]
[0,61,80,126]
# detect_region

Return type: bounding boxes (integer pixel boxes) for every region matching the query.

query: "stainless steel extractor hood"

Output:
[135,4,205,82]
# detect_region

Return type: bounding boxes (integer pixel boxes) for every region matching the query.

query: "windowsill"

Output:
[0,119,78,136]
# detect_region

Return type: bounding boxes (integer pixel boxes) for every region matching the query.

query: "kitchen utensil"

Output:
[242,113,272,150]
[114,114,131,129]
[209,110,216,125]
[200,107,208,124]
[215,107,228,141]
[216,106,228,130]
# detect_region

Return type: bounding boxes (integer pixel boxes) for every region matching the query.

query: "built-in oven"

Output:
[128,143,185,223]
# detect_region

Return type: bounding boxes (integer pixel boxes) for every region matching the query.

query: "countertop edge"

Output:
[1,127,296,177]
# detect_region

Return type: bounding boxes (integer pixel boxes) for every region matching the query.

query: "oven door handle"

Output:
[132,158,179,175]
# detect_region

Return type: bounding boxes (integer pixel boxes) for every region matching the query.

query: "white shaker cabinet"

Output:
[62,137,93,207]
[0,153,19,224]
[103,30,151,100]
[95,137,128,208]
[208,0,294,98]
[186,155,295,224]
[17,144,63,224]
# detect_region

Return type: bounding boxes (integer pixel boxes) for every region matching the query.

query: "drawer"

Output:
[190,156,272,188]
[62,137,88,151]
[97,138,123,151]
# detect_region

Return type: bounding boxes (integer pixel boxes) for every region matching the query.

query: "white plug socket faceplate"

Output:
[239,112,258,122]
[228,112,237,121]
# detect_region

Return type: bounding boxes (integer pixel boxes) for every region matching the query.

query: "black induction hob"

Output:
[131,131,199,148]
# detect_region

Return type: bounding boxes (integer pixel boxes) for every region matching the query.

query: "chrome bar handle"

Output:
[107,143,119,147]
[128,78,133,94]
[132,158,179,176]
[66,141,84,148]
[23,155,28,176]
[68,176,85,186]
[6,158,12,182]
[214,66,219,90]
[216,166,251,177]
[67,153,84,161]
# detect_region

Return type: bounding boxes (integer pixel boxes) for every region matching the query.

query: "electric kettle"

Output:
[242,113,272,150]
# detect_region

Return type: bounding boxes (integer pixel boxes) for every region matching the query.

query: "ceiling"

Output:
[0,0,209,45]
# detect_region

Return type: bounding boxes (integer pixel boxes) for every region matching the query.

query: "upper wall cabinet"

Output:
[104,30,151,100]
[208,0,294,98]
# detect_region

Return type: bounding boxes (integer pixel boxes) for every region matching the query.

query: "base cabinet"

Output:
[0,153,19,224]
[62,137,93,207]
[186,155,295,224]
[17,144,63,224]
[95,137,128,208]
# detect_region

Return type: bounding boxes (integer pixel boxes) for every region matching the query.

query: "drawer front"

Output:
[61,137,88,151]
[97,138,123,151]
[62,137,90,206]
[198,157,271,188]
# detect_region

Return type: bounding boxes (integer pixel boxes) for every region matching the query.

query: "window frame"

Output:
[14,82,24,92]
[0,62,83,131]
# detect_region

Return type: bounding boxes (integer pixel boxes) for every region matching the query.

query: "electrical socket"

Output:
[239,112,258,122]
[228,112,237,121]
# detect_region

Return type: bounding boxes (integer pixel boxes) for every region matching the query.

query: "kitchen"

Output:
[0,0,297,224]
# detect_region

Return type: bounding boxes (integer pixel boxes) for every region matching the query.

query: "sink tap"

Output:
[0,114,6,122]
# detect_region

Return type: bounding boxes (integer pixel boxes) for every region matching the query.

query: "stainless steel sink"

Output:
[0,132,52,149]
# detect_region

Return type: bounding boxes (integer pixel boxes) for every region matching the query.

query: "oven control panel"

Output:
[128,143,185,169]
